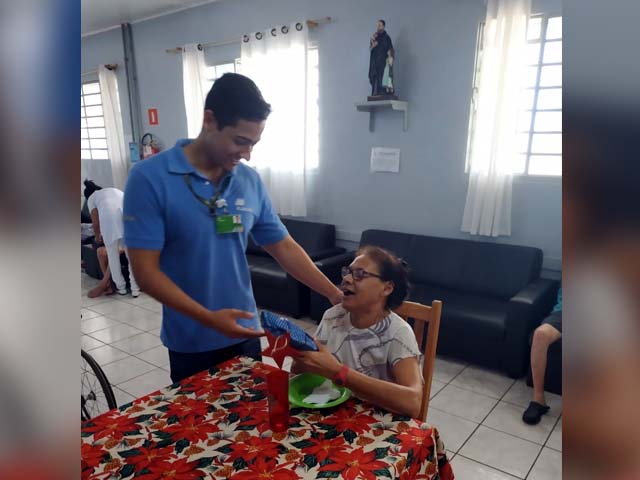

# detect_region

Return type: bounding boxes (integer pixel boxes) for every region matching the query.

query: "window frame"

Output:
[466,14,562,178]
[81,81,110,161]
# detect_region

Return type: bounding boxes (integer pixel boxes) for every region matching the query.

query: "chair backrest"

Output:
[394,300,443,422]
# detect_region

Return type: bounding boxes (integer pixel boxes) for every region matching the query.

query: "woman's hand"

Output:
[296,339,342,379]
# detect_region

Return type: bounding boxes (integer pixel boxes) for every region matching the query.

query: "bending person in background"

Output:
[84,180,140,298]
[294,245,423,418]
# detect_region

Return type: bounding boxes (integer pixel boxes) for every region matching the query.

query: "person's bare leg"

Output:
[531,324,561,404]
[88,247,112,297]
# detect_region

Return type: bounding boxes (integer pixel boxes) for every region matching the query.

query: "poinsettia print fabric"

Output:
[81,356,454,479]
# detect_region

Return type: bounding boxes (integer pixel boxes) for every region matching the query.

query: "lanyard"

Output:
[183,174,231,216]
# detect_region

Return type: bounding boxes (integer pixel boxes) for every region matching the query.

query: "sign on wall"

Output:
[148,108,159,125]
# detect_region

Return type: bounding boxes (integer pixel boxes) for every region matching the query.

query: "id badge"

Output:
[216,214,243,234]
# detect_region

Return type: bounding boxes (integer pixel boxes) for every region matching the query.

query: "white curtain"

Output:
[98,65,128,190]
[461,0,531,237]
[240,22,308,216]
[182,43,207,138]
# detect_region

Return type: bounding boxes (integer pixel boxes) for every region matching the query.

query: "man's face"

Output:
[376,21,385,32]
[202,111,265,173]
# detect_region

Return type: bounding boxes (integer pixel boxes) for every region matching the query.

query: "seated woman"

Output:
[294,245,423,418]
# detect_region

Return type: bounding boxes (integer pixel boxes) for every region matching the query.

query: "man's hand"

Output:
[329,287,344,306]
[203,309,264,339]
[95,232,102,244]
[296,339,342,379]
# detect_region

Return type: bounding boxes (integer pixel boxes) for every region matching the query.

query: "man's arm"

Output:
[262,235,343,304]
[128,248,263,339]
[90,208,102,243]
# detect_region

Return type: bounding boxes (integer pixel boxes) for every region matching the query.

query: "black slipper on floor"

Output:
[522,401,550,425]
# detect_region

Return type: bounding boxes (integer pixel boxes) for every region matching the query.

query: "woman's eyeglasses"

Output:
[341,266,383,281]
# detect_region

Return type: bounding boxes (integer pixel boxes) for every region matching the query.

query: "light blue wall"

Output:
[81,0,561,274]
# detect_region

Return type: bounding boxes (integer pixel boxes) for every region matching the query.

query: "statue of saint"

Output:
[368,19,396,99]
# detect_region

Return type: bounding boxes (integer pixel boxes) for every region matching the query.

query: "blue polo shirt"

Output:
[123,139,287,353]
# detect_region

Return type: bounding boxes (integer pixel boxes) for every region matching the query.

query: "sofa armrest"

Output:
[503,278,560,376]
[314,251,356,284]
[510,278,560,322]
[308,247,346,262]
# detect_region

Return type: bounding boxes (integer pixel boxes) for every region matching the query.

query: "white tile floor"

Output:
[80,272,562,479]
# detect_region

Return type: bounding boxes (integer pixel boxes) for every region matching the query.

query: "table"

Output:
[82,356,454,479]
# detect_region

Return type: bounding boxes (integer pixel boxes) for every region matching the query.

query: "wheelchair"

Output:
[81,349,117,421]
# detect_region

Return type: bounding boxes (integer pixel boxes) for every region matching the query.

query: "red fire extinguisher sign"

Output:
[148,108,159,125]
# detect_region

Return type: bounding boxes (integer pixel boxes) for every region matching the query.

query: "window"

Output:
[203,61,239,93]
[81,82,109,160]
[467,15,562,176]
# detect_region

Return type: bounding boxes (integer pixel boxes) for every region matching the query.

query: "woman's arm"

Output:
[294,342,423,418]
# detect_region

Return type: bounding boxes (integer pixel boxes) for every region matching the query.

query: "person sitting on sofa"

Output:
[523,287,562,425]
[84,180,141,298]
[294,245,423,418]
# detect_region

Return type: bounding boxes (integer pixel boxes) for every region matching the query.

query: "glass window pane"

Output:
[526,43,541,65]
[531,133,562,154]
[205,66,216,80]
[540,65,562,87]
[518,132,531,153]
[543,41,562,63]
[528,155,562,175]
[81,129,88,139]
[90,139,107,149]
[83,93,102,106]
[536,88,562,109]
[81,96,84,106]
[91,149,109,160]
[81,149,92,159]
[528,17,542,40]
[88,128,106,139]
[525,66,539,87]
[81,139,90,149]
[81,107,85,118]
[518,110,532,132]
[513,154,527,174]
[82,82,100,95]
[520,89,535,109]
[85,105,103,117]
[534,111,562,132]
[216,63,235,77]
[86,117,104,128]
[546,17,562,40]
[81,118,87,128]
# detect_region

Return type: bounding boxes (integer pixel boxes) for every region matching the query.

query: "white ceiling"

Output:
[82,0,221,36]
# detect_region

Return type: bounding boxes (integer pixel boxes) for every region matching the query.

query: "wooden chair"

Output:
[394,300,443,421]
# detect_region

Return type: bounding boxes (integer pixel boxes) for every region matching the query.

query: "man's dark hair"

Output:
[378,19,386,27]
[83,179,102,199]
[357,245,410,310]
[204,73,272,130]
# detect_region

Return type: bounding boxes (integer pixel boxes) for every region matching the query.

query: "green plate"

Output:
[289,373,351,409]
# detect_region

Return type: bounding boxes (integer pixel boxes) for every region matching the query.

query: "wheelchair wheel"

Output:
[81,349,117,421]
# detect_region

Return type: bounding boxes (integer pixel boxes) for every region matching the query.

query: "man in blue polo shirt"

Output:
[123,73,342,382]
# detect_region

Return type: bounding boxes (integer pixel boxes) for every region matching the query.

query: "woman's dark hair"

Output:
[357,245,410,310]
[83,180,102,199]
[378,19,386,27]
[204,73,272,130]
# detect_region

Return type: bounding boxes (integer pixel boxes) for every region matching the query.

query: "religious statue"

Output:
[368,19,397,100]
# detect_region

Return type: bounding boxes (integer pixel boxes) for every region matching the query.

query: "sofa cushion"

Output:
[247,255,288,288]
[456,242,542,299]
[411,284,509,342]
[282,218,336,257]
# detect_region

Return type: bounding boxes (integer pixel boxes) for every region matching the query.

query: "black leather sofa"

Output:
[310,229,559,377]
[247,218,346,318]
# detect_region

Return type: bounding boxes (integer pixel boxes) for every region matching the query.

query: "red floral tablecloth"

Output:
[81,356,454,479]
